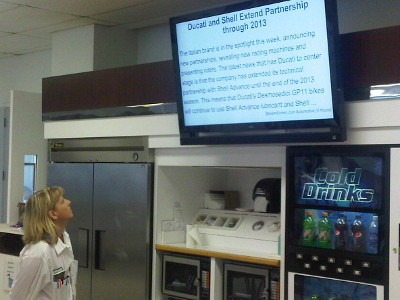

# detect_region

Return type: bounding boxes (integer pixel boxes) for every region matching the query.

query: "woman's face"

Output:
[51,195,73,223]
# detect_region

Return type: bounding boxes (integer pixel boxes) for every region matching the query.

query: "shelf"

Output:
[155,243,280,267]
[0,224,23,235]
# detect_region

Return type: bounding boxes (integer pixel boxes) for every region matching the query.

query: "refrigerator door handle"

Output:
[78,228,89,268]
[95,230,106,271]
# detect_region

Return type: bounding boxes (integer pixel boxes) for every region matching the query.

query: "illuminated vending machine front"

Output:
[285,146,391,300]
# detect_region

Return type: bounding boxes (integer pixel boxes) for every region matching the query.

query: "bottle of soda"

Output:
[302,211,315,247]
[318,212,331,249]
[334,214,347,250]
[368,215,379,254]
[351,215,365,252]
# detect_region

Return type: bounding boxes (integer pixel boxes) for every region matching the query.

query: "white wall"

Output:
[93,26,138,70]
[337,0,400,33]
[51,26,96,76]
[0,51,51,106]
[0,107,8,223]
[137,24,172,64]
[0,52,50,225]
[52,25,139,76]
[7,91,47,224]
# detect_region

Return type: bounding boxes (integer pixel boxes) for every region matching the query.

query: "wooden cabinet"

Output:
[42,60,177,114]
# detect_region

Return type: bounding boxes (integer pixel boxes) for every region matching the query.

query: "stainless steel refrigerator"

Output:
[47,162,152,300]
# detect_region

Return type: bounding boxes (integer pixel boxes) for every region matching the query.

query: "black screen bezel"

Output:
[170,0,346,144]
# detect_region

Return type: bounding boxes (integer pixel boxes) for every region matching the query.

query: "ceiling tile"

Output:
[12,45,50,54]
[0,2,18,12]
[22,17,116,38]
[0,33,50,53]
[0,6,76,33]
[100,0,250,29]
[2,0,153,16]
[0,52,15,58]
[93,0,211,26]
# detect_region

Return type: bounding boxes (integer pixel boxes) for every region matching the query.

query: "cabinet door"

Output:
[47,163,94,300]
[92,163,152,300]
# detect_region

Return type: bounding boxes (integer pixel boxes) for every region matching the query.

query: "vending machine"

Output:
[285,145,400,300]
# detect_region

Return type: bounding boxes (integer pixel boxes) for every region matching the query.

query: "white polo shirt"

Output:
[10,232,77,300]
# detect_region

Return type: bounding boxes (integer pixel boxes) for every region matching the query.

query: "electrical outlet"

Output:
[162,220,175,232]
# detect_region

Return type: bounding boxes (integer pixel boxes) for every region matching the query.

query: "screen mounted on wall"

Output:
[170,0,345,145]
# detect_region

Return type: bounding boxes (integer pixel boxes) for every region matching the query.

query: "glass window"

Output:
[23,155,37,203]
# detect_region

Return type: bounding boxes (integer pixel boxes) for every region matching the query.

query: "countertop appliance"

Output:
[224,261,280,300]
[162,253,210,300]
[47,137,153,300]
[252,178,281,213]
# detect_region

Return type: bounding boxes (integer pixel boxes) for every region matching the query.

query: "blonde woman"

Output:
[10,186,77,300]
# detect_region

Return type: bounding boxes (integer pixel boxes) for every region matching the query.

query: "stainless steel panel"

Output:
[92,163,152,300]
[49,137,154,163]
[47,163,94,300]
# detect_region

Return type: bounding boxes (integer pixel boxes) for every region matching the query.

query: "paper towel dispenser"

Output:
[253,178,281,213]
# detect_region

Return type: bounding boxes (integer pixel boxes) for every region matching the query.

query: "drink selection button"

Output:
[344,260,353,266]
[311,255,319,261]
[304,263,311,269]
[296,253,304,259]
[362,262,371,268]
[320,265,327,271]
[353,270,362,276]
[336,267,344,274]
[328,257,336,263]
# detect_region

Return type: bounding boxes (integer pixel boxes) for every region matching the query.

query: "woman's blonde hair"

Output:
[23,186,65,246]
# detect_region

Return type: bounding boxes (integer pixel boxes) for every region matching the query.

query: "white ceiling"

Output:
[0,0,243,58]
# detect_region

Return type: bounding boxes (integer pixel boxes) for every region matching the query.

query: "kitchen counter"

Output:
[0,224,23,235]
[155,243,280,267]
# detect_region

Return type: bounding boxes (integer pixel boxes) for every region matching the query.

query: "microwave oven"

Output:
[224,261,280,300]
[162,253,211,300]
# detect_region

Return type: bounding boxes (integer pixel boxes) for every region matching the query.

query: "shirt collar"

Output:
[54,232,72,255]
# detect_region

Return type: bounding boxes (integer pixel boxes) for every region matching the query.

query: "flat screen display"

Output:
[286,146,389,255]
[293,154,384,209]
[170,0,345,144]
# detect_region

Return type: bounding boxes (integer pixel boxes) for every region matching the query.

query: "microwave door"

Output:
[163,255,200,300]
[224,263,270,300]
